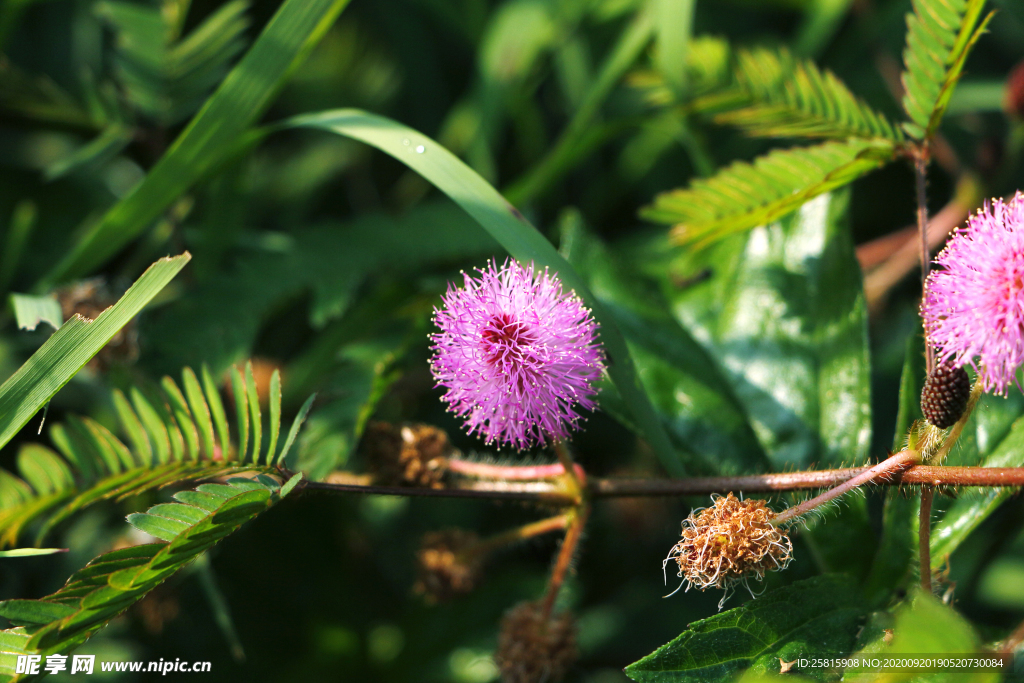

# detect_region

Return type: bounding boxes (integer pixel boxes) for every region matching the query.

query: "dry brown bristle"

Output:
[664,493,792,605]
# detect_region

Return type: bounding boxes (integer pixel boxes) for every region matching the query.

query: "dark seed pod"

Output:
[921,362,971,428]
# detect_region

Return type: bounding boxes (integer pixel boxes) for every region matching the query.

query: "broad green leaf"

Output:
[288,109,682,474]
[899,0,994,139]
[930,401,1024,568]
[624,576,865,682]
[44,0,350,283]
[643,139,895,249]
[9,294,62,331]
[845,590,996,682]
[0,253,189,452]
[648,192,871,469]
[559,210,768,474]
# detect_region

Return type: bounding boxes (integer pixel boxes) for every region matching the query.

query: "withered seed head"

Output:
[414,529,483,603]
[664,493,792,604]
[495,600,577,683]
[363,422,450,488]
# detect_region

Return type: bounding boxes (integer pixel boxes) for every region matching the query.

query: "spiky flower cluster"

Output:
[429,259,605,450]
[664,493,792,605]
[414,529,484,603]
[495,600,577,683]
[921,192,1024,395]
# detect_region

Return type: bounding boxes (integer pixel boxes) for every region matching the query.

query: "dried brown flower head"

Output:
[664,493,792,606]
[495,600,577,683]
[363,422,450,488]
[414,529,483,603]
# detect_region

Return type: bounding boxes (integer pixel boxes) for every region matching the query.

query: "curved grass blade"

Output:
[287,110,683,474]
[0,253,189,451]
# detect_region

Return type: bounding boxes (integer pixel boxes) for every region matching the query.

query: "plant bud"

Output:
[362,422,450,488]
[414,529,483,603]
[495,600,577,683]
[920,361,971,429]
[664,493,792,603]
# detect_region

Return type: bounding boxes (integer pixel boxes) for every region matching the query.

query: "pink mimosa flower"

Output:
[922,192,1024,394]
[429,259,605,449]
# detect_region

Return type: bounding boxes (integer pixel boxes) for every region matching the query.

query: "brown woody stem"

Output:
[301,463,1024,502]
[772,450,921,525]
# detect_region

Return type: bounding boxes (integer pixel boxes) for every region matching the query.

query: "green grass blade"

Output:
[287,110,683,475]
[183,367,216,459]
[230,367,249,463]
[0,254,189,451]
[42,0,349,284]
[266,369,281,466]
[202,364,230,461]
[244,362,262,464]
[9,293,62,331]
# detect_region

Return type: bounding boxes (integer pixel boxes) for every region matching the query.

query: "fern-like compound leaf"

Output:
[642,139,896,247]
[899,0,993,140]
[0,473,301,666]
[0,364,314,551]
[712,48,903,142]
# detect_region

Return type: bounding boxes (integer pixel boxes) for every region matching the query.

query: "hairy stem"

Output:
[301,463,1024,502]
[541,505,589,622]
[920,487,934,593]
[772,450,921,525]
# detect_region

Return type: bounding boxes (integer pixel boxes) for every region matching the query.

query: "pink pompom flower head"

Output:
[921,191,1024,395]
[429,259,606,450]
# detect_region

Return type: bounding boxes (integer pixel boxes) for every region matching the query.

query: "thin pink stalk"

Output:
[447,457,585,481]
[772,450,920,525]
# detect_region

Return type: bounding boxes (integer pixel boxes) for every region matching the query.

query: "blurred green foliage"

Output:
[0,0,1022,680]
